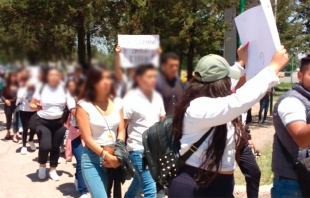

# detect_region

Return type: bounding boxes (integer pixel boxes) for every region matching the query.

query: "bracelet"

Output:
[100,148,104,157]
[102,151,107,160]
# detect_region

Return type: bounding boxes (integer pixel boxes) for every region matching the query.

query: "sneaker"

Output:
[58,158,62,164]
[18,127,23,133]
[80,194,88,198]
[49,170,60,181]
[74,179,78,191]
[29,141,36,151]
[21,147,27,155]
[38,166,46,180]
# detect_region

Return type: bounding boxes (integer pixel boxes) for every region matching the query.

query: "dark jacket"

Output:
[107,139,134,198]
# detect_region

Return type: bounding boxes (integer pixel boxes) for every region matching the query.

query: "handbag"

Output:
[276,134,310,197]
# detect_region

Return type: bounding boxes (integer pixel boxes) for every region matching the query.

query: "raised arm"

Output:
[114,45,123,83]
[187,46,289,130]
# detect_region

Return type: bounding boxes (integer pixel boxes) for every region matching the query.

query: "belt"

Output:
[278,175,298,181]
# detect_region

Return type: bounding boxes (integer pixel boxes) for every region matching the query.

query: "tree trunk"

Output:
[87,31,91,67]
[187,40,195,81]
[77,11,86,70]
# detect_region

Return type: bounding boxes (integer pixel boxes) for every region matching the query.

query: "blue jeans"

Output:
[82,146,109,198]
[125,151,156,198]
[271,177,303,197]
[72,137,88,195]
[259,101,269,122]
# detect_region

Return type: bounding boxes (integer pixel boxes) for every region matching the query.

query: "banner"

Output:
[118,35,160,68]
[235,0,281,81]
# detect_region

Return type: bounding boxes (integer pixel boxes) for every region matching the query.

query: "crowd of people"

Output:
[3,43,310,198]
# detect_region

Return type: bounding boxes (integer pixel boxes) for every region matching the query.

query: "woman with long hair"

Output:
[76,65,125,198]
[29,68,75,181]
[65,79,88,198]
[2,72,19,141]
[168,46,289,197]
[124,64,166,198]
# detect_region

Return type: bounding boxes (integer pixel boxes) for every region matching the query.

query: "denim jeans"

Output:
[271,177,303,197]
[259,101,269,122]
[125,151,156,198]
[82,146,109,198]
[72,137,88,195]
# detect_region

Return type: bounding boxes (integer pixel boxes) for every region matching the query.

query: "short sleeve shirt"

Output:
[278,97,306,126]
[123,88,166,151]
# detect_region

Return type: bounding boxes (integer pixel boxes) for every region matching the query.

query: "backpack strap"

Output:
[276,134,296,169]
[181,127,214,162]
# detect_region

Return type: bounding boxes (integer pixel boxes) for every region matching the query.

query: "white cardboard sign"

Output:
[118,35,160,68]
[235,0,281,80]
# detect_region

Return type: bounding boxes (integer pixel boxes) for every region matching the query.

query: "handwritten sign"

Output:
[235,0,281,81]
[118,35,160,68]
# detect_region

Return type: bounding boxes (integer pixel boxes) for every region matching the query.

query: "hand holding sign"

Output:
[118,35,160,68]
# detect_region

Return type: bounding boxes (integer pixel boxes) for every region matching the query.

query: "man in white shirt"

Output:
[271,55,310,197]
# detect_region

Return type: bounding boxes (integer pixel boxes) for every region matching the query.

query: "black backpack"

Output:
[142,115,213,186]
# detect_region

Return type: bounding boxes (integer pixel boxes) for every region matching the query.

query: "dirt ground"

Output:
[0,102,275,198]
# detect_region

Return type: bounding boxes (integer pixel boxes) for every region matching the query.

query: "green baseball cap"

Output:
[194,54,241,82]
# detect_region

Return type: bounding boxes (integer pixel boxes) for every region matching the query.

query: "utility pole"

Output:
[291,56,294,83]
[270,0,277,115]
[238,0,246,47]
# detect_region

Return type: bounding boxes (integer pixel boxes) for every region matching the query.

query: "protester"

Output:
[114,45,144,98]
[271,55,310,197]
[65,79,88,198]
[29,68,75,181]
[123,64,166,198]
[2,72,19,141]
[76,65,126,198]
[258,89,271,123]
[16,78,37,155]
[156,52,184,116]
[168,45,288,197]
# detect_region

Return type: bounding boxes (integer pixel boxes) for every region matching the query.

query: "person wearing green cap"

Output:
[168,45,289,197]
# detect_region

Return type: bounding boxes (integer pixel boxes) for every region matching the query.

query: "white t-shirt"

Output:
[179,67,279,172]
[78,98,122,146]
[123,88,166,151]
[277,97,306,126]
[33,83,75,120]
[16,87,35,112]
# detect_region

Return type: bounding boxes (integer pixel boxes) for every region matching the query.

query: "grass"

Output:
[273,82,293,102]
[234,141,273,185]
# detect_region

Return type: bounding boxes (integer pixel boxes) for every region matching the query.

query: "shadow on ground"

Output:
[57,183,80,198]
[249,116,273,130]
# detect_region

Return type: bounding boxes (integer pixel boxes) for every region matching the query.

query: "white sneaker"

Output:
[29,141,36,151]
[38,166,46,180]
[19,127,23,133]
[21,147,27,155]
[74,179,79,191]
[58,158,62,164]
[80,194,88,198]
[49,170,60,181]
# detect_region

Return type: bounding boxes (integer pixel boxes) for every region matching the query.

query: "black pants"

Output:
[36,116,66,167]
[20,111,36,147]
[4,103,17,131]
[238,143,261,198]
[168,165,234,197]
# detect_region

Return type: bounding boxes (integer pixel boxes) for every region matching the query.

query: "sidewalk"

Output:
[0,105,132,198]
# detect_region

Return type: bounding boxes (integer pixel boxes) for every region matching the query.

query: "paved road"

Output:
[0,105,132,198]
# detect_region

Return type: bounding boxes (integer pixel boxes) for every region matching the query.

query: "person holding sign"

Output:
[168,46,288,197]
